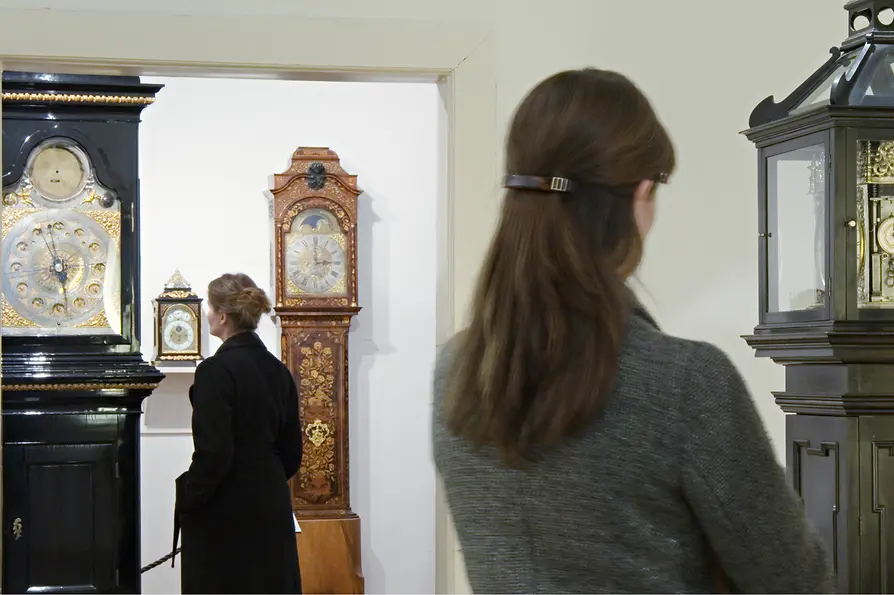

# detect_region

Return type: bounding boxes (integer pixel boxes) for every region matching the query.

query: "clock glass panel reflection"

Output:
[766,143,827,313]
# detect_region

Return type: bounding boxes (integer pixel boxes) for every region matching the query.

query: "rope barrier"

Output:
[141,548,181,574]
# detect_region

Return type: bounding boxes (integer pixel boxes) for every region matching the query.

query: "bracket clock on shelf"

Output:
[152,269,203,364]
[1,71,164,593]
[266,147,364,595]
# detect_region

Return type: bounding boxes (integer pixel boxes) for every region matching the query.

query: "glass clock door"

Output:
[763,135,830,323]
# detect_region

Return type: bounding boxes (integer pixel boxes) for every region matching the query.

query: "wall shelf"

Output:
[140,428,192,436]
[154,362,199,375]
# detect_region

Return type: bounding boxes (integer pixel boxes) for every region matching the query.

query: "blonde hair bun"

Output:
[207,273,271,332]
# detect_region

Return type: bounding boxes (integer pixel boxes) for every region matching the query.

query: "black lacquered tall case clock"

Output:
[1,71,164,593]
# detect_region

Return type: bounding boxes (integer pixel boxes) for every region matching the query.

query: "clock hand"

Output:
[7,263,92,280]
[38,223,56,258]
[36,226,70,289]
[47,221,59,255]
[60,283,71,321]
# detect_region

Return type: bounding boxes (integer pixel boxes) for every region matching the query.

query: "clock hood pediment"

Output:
[267,148,362,226]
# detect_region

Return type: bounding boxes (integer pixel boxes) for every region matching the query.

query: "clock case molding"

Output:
[1,72,164,594]
[267,147,364,594]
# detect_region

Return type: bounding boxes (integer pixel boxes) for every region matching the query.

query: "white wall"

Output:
[137,76,444,594]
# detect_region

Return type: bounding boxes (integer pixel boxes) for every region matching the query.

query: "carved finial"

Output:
[163,269,191,291]
[307,162,327,190]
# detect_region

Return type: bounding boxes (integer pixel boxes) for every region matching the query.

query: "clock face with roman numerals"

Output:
[284,208,347,296]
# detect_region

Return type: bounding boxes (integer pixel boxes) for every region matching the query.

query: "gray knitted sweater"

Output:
[432,305,836,594]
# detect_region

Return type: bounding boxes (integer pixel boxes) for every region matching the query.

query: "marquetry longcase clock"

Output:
[267,147,364,594]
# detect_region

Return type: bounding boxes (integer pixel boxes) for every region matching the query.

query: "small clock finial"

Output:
[307,162,327,190]
[164,269,191,291]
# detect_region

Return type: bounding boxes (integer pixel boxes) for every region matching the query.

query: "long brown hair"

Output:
[444,68,675,467]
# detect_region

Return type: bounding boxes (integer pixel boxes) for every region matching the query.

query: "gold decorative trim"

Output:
[83,209,121,240]
[159,290,195,299]
[2,92,155,106]
[305,419,332,447]
[3,382,160,391]
[2,207,40,237]
[74,310,110,329]
[156,354,202,361]
[2,296,39,328]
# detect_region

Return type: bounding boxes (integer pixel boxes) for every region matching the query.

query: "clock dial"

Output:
[162,306,197,352]
[879,216,894,255]
[288,234,347,294]
[29,143,87,202]
[285,209,348,296]
[2,210,114,330]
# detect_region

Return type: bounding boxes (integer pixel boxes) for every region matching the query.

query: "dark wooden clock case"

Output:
[1,71,164,594]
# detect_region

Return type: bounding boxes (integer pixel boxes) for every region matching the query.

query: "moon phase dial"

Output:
[2,210,114,331]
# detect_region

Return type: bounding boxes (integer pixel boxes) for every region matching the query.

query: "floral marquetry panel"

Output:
[284,322,353,517]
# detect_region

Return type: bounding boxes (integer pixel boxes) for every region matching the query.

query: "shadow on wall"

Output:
[144,374,194,431]
[349,191,388,587]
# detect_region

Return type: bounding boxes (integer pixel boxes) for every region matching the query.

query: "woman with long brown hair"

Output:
[432,69,835,593]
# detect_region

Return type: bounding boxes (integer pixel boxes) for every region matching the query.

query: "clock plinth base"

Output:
[297,516,364,595]
[754,352,894,593]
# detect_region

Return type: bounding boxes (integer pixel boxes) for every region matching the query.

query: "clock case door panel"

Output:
[2,389,145,594]
[4,444,119,594]
[282,321,354,516]
[759,130,834,326]
[787,414,857,593]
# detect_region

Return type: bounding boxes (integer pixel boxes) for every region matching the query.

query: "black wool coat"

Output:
[174,331,303,594]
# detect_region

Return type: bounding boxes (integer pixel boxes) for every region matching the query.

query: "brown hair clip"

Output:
[504,173,670,194]
[503,175,577,193]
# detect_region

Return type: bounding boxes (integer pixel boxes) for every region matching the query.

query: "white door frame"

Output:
[0,8,498,594]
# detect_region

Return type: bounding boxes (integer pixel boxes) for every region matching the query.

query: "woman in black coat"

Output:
[174,273,303,594]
